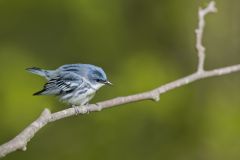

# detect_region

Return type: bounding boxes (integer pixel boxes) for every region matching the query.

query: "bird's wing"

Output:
[33,72,83,95]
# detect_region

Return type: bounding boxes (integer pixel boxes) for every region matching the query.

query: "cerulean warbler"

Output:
[26,64,112,106]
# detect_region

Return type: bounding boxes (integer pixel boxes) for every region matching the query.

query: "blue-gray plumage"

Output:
[26,64,112,106]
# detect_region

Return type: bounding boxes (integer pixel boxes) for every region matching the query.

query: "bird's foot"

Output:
[72,105,89,115]
[72,105,80,115]
[83,103,90,114]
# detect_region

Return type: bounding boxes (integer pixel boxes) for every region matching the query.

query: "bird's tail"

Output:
[26,67,55,80]
[26,67,56,95]
[26,67,46,76]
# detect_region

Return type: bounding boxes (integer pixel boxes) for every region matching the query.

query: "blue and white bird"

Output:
[26,64,112,106]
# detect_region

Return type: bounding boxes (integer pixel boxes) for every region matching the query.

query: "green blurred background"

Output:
[0,0,240,159]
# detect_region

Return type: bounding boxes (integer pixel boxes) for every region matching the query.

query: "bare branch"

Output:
[195,1,217,73]
[0,1,239,158]
[0,109,51,157]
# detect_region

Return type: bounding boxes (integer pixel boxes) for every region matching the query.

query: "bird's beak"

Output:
[104,80,113,86]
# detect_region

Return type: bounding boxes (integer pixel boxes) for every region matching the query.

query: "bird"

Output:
[26,64,112,107]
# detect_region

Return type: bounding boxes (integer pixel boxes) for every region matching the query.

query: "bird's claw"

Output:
[72,105,80,115]
[72,105,89,115]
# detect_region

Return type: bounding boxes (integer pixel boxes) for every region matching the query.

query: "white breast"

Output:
[68,88,96,106]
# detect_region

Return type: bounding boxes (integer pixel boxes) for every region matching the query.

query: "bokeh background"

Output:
[0,0,240,159]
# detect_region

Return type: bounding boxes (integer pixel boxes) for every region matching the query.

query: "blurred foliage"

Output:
[0,0,240,159]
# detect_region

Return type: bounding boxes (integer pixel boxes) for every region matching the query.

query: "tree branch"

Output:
[0,1,239,158]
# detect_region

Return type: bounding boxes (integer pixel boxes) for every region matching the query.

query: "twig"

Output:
[0,1,239,158]
[195,1,217,73]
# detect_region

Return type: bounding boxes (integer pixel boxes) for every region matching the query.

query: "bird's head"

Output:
[87,65,112,89]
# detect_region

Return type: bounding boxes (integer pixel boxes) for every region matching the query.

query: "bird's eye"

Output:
[96,79,101,82]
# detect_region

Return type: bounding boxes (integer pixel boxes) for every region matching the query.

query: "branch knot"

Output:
[151,91,160,102]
